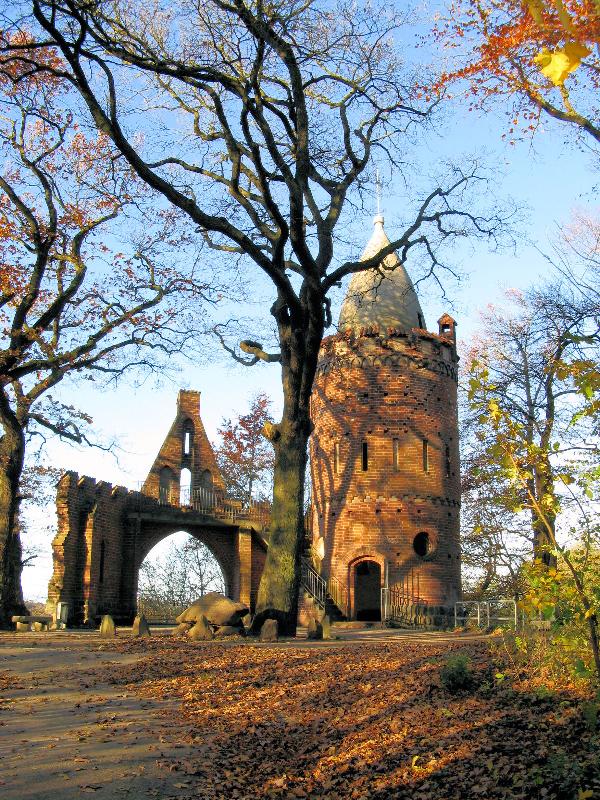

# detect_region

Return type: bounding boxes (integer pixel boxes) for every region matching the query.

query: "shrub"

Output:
[440,653,474,691]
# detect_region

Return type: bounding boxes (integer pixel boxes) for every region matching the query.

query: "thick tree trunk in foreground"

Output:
[253,417,309,636]
[252,300,322,636]
[0,410,27,627]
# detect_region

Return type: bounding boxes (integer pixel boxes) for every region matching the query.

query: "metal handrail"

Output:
[301,558,327,607]
[135,482,271,529]
[327,574,347,616]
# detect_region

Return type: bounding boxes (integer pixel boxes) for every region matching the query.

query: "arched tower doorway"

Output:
[353,560,381,621]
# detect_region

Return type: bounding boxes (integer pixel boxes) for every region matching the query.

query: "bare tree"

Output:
[0,39,218,626]
[138,536,224,620]
[465,279,600,574]
[7,0,512,632]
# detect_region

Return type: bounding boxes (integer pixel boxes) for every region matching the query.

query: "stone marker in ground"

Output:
[259,619,279,642]
[307,618,323,640]
[176,592,249,628]
[132,614,151,638]
[99,614,116,638]
[322,615,332,640]
[15,621,30,632]
[187,615,214,641]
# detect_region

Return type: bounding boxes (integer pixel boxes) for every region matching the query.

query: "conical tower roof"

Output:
[338,214,425,334]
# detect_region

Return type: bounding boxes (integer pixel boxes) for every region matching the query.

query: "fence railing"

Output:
[327,574,348,616]
[135,483,270,529]
[381,585,430,626]
[454,599,520,630]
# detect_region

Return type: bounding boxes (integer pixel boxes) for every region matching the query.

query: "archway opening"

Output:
[137,531,225,622]
[354,560,381,621]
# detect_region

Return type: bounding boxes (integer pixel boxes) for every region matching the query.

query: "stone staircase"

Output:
[300,558,347,622]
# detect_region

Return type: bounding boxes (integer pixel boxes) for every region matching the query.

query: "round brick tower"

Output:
[309,215,461,624]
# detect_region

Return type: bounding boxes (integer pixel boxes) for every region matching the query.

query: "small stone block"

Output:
[15,622,30,632]
[132,615,151,638]
[32,622,47,632]
[322,615,332,640]
[307,619,323,640]
[99,615,116,638]
[259,619,279,642]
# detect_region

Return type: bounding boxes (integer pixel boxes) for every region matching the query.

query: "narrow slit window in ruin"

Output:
[393,438,399,471]
[422,439,429,473]
[445,445,451,477]
[361,441,368,472]
[334,442,340,475]
[184,430,191,455]
[180,467,192,506]
[99,540,106,584]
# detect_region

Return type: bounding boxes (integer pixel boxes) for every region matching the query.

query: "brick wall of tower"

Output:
[310,329,461,615]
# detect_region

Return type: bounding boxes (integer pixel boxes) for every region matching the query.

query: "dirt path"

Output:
[0,634,197,799]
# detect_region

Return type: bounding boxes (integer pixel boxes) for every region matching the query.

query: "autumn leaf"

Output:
[534,42,591,85]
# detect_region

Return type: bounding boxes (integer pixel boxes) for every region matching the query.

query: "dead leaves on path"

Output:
[83,639,600,800]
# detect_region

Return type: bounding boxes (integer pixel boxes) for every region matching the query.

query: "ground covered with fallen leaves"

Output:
[1,632,599,799]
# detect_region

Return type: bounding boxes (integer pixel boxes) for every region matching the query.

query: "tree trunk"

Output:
[253,413,310,636]
[252,293,322,636]
[530,463,558,569]
[0,409,27,627]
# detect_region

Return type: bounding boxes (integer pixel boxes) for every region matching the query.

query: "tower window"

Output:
[361,441,368,472]
[334,442,340,475]
[445,445,451,477]
[393,438,399,471]
[413,531,431,558]
[182,419,194,456]
[422,439,429,473]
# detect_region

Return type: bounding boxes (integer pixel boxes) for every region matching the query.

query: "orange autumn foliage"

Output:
[431,0,600,144]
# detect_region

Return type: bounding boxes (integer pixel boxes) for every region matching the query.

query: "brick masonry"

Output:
[48,323,462,627]
[309,321,462,621]
[46,391,266,625]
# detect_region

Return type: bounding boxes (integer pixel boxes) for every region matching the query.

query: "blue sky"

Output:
[20,35,598,601]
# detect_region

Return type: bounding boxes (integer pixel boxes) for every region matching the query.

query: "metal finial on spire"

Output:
[374,169,384,226]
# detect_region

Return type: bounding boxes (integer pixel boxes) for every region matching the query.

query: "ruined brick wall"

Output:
[309,327,461,617]
[47,473,132,624]
[48,477,267,624]
[143,389,225,501]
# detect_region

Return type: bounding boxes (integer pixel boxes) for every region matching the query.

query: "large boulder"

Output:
[307,618,323,640]
[176,593,249,628]
[214,625,245,638]
[187,615,214,641]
